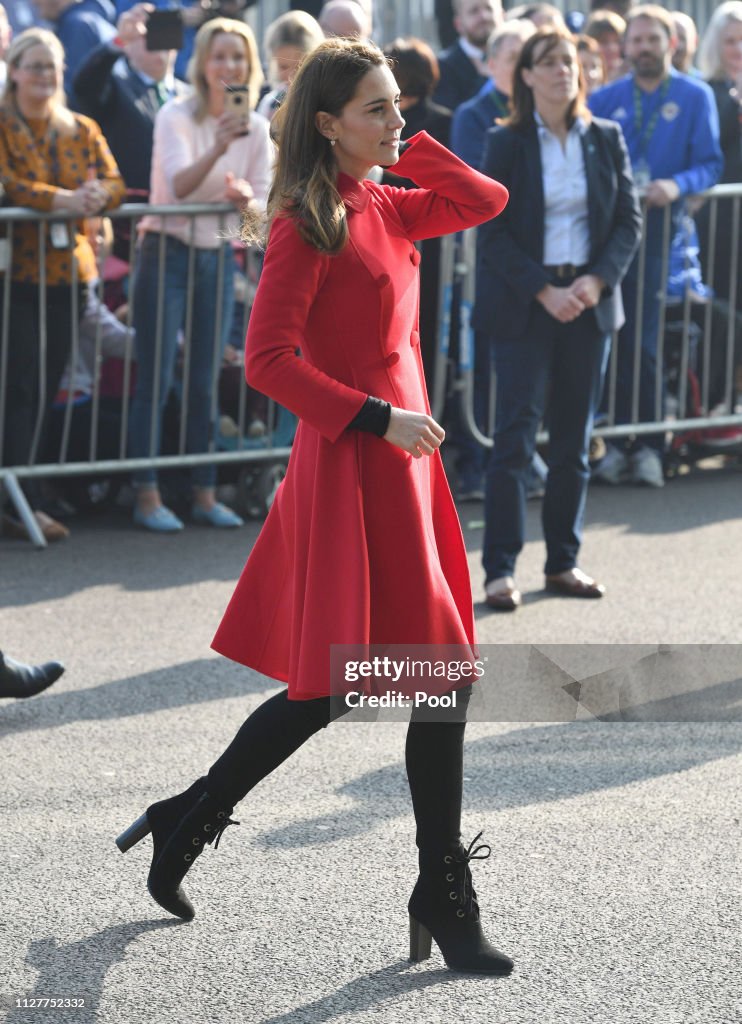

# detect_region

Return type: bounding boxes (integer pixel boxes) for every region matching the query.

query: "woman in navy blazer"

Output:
[474,27,641,610]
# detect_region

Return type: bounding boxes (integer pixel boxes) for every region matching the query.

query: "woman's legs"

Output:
[543,314,610,576]
[405,685,472,856]
[207,689,348,807]
[129,235,188,511]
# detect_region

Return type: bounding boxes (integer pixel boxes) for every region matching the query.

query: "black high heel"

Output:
[116,778,239,920]
[408,832,514,975]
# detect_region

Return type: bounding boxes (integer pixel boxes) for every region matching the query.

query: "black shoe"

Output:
[0,651,65,699]
[408,832,514,975]
[115,778,239,920]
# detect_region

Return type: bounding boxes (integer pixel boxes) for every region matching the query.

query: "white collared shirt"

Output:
[458,36,486,64]
[536,112,590,266]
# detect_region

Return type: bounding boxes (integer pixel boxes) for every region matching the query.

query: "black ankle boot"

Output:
[408,832,513,975]
[0,651,65,698]
[115,778,240,920]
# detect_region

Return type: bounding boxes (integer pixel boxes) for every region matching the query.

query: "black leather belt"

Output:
[544,263,588,280]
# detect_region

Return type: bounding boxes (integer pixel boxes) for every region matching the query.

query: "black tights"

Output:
[207,685,472,855]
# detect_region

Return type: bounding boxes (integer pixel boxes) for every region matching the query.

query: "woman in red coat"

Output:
[117,39,511,975]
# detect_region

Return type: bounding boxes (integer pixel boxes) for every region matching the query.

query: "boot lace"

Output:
[447,831,491,919]
[212,815,240,849]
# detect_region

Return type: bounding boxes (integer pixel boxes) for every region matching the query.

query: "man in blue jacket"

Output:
[589,3,722,487]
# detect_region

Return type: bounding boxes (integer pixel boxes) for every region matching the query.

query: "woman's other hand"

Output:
[536,283,585,323]
[569,274,604,309]
[384,408,445,458]
[225,171,254,209]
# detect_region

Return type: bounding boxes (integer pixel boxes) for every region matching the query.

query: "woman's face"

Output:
[720,20,742,80]
[320,64,405,180]
[272,45,304,86]
[10,42,62,108]
[522,38,580,109]
[578,49,605,95]
[598,30,624,78]
[203,32,249,94]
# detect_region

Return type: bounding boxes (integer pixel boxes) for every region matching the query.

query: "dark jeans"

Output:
[1,281,86,507]
[482,305,610,582]
[208,684,472,854]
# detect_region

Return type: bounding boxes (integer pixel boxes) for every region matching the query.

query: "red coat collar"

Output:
[337,172,371,213]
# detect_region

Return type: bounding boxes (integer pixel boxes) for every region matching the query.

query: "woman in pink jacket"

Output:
[117,39,512,976]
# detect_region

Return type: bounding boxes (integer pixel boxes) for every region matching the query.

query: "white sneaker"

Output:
[592,443,629,485]
[630,446,665,487]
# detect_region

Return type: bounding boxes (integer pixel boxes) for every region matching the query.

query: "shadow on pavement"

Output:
[0,659,273,738]
[254,960,497,1024]
[7,919,182,1024]
[256,718,741,850]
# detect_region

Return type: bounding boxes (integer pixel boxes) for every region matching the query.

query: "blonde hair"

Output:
[263,10,324,89]
[698,1,742,80]
[187,17,264,122]
[1,28,75,132]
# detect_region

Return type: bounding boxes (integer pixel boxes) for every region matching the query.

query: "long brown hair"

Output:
[243,38,388,254]
[506,28,591,131]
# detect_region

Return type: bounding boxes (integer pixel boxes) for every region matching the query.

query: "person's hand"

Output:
[114,302,129,323]
[383,408,445,458]
[536,283,585,323]
[181,2,208,28]
[225,171,254,209]
[644,178,680,208]
[214,112,249,155]
[80,179,110,214]
[116,3,153,46]
[569,274,604,309]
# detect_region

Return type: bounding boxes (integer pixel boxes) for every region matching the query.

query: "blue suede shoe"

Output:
[133,505,184,533]
[191,502,244,528]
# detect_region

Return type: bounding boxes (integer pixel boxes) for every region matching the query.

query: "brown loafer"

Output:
[545,570,605,599]
[484,579,522,611]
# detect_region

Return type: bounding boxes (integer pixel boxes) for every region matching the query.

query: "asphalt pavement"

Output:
[1,458,740,1024]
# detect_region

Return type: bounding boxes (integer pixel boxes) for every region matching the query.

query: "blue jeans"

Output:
[129,234,235,489]
[482,306,610,582]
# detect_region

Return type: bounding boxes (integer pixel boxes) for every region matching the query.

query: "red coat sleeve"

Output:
[244,215,368,442]
[375,130,509,241]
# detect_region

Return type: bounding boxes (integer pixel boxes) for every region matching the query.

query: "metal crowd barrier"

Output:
[2,188,741,548]
[448,183,742,450]
[0,202,292,548]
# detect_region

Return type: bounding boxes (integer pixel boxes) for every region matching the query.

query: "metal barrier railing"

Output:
[2,186,741,547]
[449,183,742,450]
[0,202,293,547]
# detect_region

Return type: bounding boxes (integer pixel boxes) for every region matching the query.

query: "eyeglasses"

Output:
[18,62,60,75]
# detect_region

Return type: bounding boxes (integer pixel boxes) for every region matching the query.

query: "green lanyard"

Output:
[489,89,509,121]
[632,77,671,159]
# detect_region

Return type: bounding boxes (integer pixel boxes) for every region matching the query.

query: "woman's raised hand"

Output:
[214,112,249,154]
[384,408,445,458]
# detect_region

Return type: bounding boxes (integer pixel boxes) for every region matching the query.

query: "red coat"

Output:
[212,132,508,699]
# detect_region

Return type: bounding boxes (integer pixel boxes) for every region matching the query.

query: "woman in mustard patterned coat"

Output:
[0,28,125,541]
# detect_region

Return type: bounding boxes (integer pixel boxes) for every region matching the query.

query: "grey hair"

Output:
[697,0,742,80]
[486,19,535,60]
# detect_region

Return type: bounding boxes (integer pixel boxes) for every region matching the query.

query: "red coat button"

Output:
[386,351,400,367]
[410,330,420,347]
[410,248,421,266]
[376,273,391,289]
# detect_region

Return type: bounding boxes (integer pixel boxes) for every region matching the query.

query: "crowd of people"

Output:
[0,0,740,568]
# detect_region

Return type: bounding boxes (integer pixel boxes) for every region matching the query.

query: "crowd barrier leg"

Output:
[1,472,46,549]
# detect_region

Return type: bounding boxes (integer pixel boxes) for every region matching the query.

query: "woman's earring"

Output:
[330,138,336,146]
